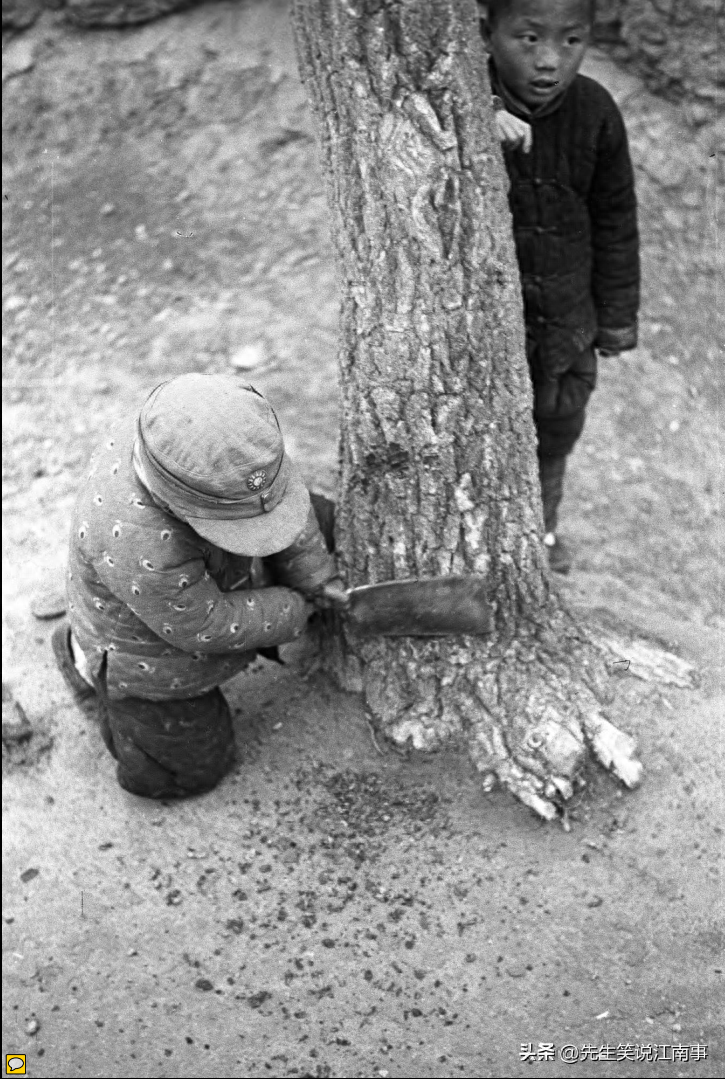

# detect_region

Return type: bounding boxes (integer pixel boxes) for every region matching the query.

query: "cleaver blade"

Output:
[346,575,493,637]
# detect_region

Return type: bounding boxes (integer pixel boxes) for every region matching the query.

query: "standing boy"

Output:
[53,374,347,799]
[483,0,640,571]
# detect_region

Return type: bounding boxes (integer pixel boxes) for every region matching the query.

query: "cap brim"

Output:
[183,460,311,557]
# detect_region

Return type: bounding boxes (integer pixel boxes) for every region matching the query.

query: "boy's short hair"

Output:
[483,0,597,28]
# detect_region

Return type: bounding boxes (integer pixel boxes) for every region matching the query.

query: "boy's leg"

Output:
[53,622,236,797]
[52,621,97,702]
[538,454,567,535]
[51,622,120,756]
[90,654,235,798]
[98,687,236,799]
[532,348,597,571]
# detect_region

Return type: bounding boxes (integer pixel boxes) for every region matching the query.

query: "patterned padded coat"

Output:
[493,67,640,382]
[66,416,336,701]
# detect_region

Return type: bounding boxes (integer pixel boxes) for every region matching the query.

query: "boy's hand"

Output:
[310,577,350,611]
[495,110,532,153]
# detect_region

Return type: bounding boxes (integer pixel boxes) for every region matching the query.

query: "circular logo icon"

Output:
[247,470,267,491]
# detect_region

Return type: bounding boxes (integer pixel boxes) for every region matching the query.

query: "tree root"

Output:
[594,634,698,689]
[323,600,700,822]
[330,605,653,822]
[582,711,643,789]
[468,685,643,822]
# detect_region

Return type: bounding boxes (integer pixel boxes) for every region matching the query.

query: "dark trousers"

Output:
[93,661,235,799]
[538,454,567,534]
[531,347,597,533]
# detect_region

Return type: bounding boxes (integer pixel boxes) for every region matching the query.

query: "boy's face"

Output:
[486,0,592,108]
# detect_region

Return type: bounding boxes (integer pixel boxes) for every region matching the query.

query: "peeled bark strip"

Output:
[293,0,643,818]
[598,634,698,689]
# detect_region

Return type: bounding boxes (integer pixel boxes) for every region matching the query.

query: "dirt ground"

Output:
[2,2,723,1077]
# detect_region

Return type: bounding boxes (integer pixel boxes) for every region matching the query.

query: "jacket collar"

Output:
[489,59,570,121]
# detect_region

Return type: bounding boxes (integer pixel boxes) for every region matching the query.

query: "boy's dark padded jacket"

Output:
[497,72,640,380]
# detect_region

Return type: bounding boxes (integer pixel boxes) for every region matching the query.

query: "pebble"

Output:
[4,296,26,312]
[669,419,680,432]
[25,1017,40,1036]
[100,203,116,216]
[506,964,527,978]
[230,342,266,371]
[4,39,36,79]
[30,589,66,620]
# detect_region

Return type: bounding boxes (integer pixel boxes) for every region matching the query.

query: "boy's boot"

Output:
[51,621,97,702]
[538,455,572,574]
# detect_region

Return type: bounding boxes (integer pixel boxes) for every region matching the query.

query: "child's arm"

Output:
[91,547,314,655]
[588,103,640,355]
[265,504,348,609]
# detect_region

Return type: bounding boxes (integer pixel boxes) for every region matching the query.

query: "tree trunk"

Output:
[292,0,642,820]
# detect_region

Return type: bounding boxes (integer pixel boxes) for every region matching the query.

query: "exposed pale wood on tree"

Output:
[293,0,645,820]
[598,634,697,689]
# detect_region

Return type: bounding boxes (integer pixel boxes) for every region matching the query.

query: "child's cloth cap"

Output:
[133,373,311,556]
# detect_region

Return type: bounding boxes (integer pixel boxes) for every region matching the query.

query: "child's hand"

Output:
[310,577,350,611]
[495,110,532,153]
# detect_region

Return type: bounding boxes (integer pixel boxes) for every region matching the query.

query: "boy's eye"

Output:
[567,35,582,45]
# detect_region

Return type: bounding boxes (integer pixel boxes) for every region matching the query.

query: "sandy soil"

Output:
[2,2,723,1077]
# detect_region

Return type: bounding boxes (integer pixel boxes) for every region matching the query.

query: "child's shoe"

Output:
[51,622,96,702]
[544,533,572,575]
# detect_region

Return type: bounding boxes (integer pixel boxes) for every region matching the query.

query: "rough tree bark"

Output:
[293,0,643,820]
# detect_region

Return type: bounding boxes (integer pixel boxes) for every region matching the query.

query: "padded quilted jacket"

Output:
[493,67,640,380]
[66,415,336,701]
